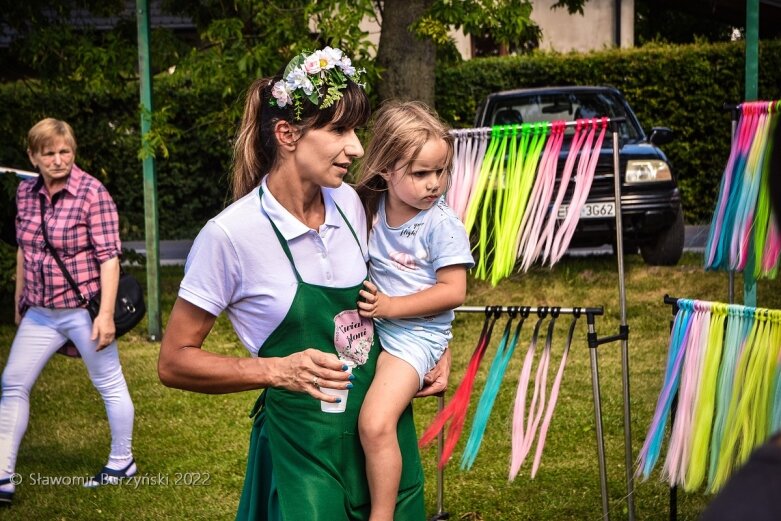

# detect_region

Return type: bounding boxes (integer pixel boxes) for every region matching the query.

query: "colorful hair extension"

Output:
[550,118,608,265]
[531,313,579,478]
[769,321,781,434]
[705,103,760,270]
[731,103,771,271]
[448,128,490,222]
[419,307,501,468]
[685,304,726,491]
[636,299,694,480]
[461,308,527,470]
[662,302,709,486]
[468,127,507,280]
[463,127,501,235]
[751,110,778,277]
[509,311,548,480]
[517,121,566,272]
[537,121,588,264]
[492,123,548,284]
[518,313,557,468]
[711,307,762,491]
[707,305,753,490]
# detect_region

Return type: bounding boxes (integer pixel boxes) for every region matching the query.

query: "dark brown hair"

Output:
[231,77,370,201]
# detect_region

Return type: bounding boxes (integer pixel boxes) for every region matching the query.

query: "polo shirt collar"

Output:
[260,177,342,241]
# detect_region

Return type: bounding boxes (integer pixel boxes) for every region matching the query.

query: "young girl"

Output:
[355,101,474,521]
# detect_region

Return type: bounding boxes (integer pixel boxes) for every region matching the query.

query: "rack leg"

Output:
[428,393,450,521]
[669,394,679,521]
[588,338,611,521]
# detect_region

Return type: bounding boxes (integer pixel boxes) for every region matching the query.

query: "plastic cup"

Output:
[320,360,355,413]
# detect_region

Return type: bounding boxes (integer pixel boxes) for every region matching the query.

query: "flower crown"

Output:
[270,46,366,120]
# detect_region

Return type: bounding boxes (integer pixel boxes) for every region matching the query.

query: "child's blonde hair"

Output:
[354,100,454,223]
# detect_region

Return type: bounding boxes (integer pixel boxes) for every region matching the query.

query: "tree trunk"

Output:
[376,0,436,105]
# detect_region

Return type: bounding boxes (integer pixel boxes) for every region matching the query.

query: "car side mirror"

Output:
[648,127,674,146]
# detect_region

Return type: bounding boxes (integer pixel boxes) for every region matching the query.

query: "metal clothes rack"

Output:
[429,118,635,521]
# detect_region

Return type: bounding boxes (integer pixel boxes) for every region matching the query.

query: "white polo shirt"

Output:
[179,178,369,356]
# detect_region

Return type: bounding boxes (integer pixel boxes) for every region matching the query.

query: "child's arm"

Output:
[357,264,467,319]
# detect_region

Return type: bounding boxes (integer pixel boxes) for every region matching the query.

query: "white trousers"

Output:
[0,307,134,474]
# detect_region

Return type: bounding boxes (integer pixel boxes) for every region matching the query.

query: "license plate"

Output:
[557,202,616,219]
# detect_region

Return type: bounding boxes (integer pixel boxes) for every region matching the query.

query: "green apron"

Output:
[236,190,425,521]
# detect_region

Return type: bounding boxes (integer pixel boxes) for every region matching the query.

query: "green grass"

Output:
[0,253,779,520]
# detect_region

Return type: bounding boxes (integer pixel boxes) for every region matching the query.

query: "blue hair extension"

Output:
[460,308,526,470]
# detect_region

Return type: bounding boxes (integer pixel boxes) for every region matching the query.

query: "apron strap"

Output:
[259,186,365,283]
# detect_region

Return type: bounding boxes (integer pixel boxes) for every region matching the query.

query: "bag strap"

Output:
[39,193,88,305]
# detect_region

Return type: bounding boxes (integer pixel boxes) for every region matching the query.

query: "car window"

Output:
[488,91,642,143]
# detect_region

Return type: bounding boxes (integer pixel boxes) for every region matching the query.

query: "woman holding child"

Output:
[159,47,451,520]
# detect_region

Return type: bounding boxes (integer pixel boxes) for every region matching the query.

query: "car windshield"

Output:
[487,91,642,143]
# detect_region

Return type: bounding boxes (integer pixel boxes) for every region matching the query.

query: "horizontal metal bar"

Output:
[1,166,38,178]
[452,116,627,135]
[455,305,603,316]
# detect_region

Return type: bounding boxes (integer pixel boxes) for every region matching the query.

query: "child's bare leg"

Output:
[359,351,421,521]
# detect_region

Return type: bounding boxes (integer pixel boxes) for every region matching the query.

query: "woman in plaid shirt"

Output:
[0,119,136,506]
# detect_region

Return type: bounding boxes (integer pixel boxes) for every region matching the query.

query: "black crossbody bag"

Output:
[39,195,146,339]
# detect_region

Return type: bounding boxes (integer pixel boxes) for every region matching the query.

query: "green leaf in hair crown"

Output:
[270,47,365,120]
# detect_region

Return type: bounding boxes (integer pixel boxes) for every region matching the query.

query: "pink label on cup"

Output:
[333,309,373,366]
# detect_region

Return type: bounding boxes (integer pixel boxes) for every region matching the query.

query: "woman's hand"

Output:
[416,347,451,398]
[91,312,116,350]
[276,349,354,403]
[358,280,392,318]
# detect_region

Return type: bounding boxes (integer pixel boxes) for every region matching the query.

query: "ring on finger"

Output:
[312,376,319,387]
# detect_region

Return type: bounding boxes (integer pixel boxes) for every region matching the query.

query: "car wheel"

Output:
[640,206,684,266]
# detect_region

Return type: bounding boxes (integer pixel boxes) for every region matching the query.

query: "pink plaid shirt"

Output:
[16,164,121,310]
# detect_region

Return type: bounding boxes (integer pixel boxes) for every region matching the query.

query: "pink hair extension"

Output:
[531,315,579,478]
[550,118,608,265]
[509,314,547,480]
[445,131,466,215]
[761,217,780,276]
[517,121,566,272]
[537,121,588,264]
[518,317,555,468]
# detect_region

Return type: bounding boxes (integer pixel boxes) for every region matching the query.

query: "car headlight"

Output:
[625,160,672,183]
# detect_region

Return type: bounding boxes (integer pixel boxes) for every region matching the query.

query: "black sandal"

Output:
[84,459,137,488]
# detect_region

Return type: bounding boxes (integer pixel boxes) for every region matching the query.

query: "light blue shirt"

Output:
[369,195,474,386]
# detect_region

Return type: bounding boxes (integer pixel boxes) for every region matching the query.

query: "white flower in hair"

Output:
[286,67,314,96]
[320,46,343,68]
[271,80,291,108]
[303,54,322,74]
[339,56,356,77]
